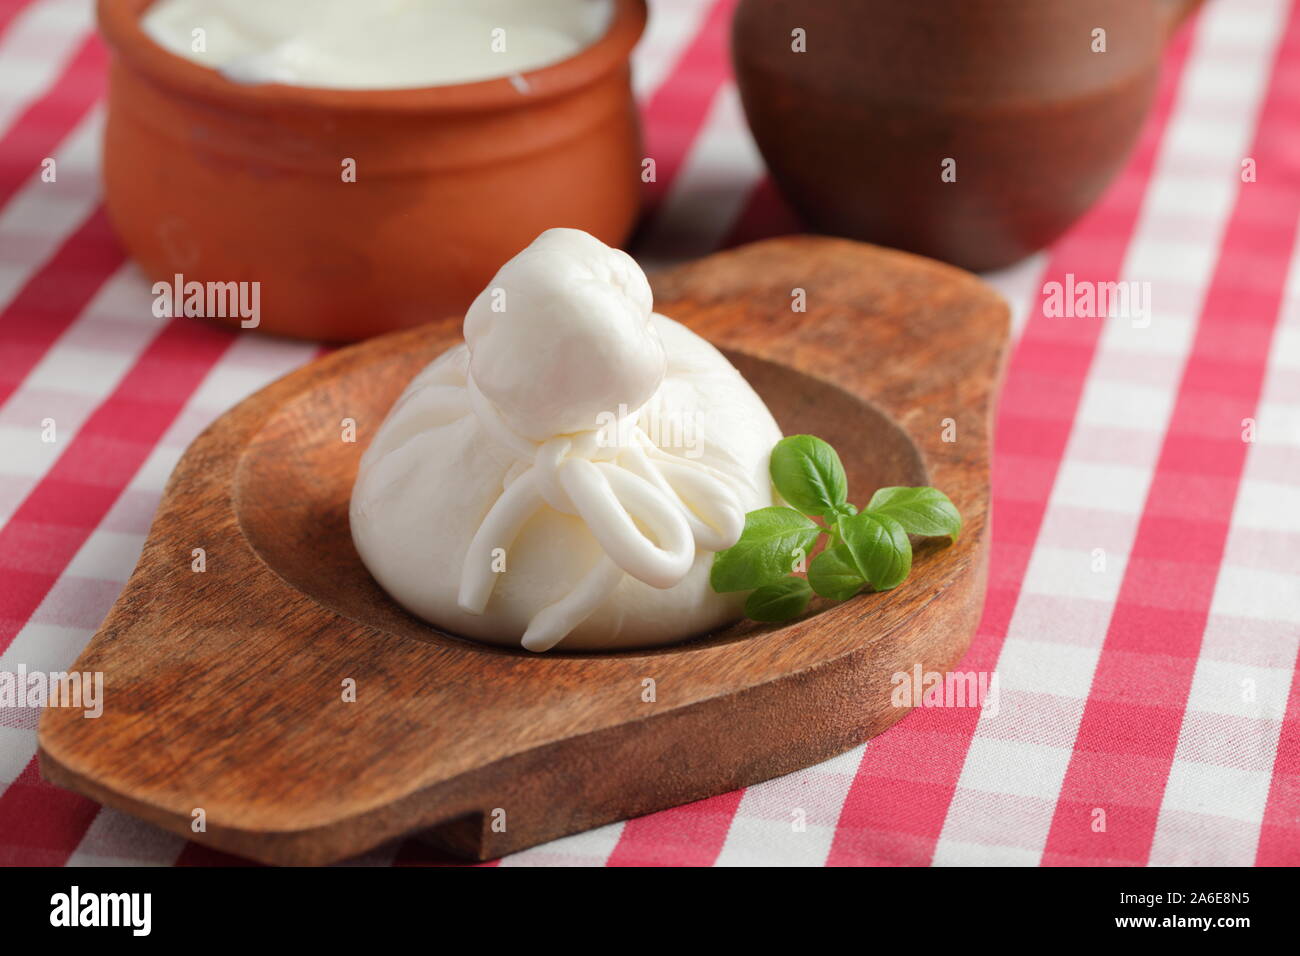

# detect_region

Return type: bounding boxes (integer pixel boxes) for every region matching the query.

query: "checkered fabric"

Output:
[0,0,1297,866]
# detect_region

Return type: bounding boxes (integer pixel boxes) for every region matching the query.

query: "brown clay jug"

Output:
[732,0,1202,271]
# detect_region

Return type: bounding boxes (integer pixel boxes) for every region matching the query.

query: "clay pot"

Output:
[733,0,1201,272]
[97,0,646,340]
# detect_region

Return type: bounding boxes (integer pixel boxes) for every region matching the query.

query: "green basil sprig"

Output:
[710,435,961,623]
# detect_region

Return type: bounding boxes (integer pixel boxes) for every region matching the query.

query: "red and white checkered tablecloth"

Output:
[0,0,1297,867]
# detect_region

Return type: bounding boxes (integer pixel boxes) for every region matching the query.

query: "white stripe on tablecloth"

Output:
[0,0,93,132]
[929,0,1290,867]
[713,744,867,866]
[631,0,712,101]
[1147,203,1300,866]
[633,82,765,269]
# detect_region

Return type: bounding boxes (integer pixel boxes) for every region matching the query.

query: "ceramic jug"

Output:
[733,0,1203,271]
[98,0,647,340]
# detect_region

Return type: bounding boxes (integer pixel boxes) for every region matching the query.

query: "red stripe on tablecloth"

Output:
[1042,1,1300,865]
[0,755,99,865]
[824,15,1202,867]
[0,205,124,408]
[0,33,107,211]
[606,790,746,866]
[635,0,737,219]
[1258,644,1300,864]
[0,0,39,41]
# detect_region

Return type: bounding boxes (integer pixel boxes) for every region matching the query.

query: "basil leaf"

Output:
[866,486,962,540]
[839,511,912,590]
[769,435,848,518]
[744,576,813,623]
[807,540,866,601]
[710,507,822,593]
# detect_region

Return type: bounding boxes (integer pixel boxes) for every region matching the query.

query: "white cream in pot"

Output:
[141,0,615,90]
[350,229,783,653]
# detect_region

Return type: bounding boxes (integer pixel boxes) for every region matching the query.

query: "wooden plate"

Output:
[37,236,1008,864]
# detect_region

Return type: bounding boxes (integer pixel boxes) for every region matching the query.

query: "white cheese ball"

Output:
[351,229,782,652]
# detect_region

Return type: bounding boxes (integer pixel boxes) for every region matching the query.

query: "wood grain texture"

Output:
[37,236,1009,864]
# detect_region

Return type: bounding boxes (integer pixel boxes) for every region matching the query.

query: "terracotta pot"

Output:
[733,0,1202,272]
[98,0,647,340]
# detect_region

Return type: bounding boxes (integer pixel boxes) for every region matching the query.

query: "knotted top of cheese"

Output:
[463,228,666,441]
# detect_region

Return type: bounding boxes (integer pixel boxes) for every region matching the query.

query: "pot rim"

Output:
[98,0,647,114]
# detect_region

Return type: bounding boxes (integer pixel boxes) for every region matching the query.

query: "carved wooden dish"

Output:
[37,236,1008,864]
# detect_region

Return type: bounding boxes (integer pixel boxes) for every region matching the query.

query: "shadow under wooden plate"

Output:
[37,236,1008,864]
